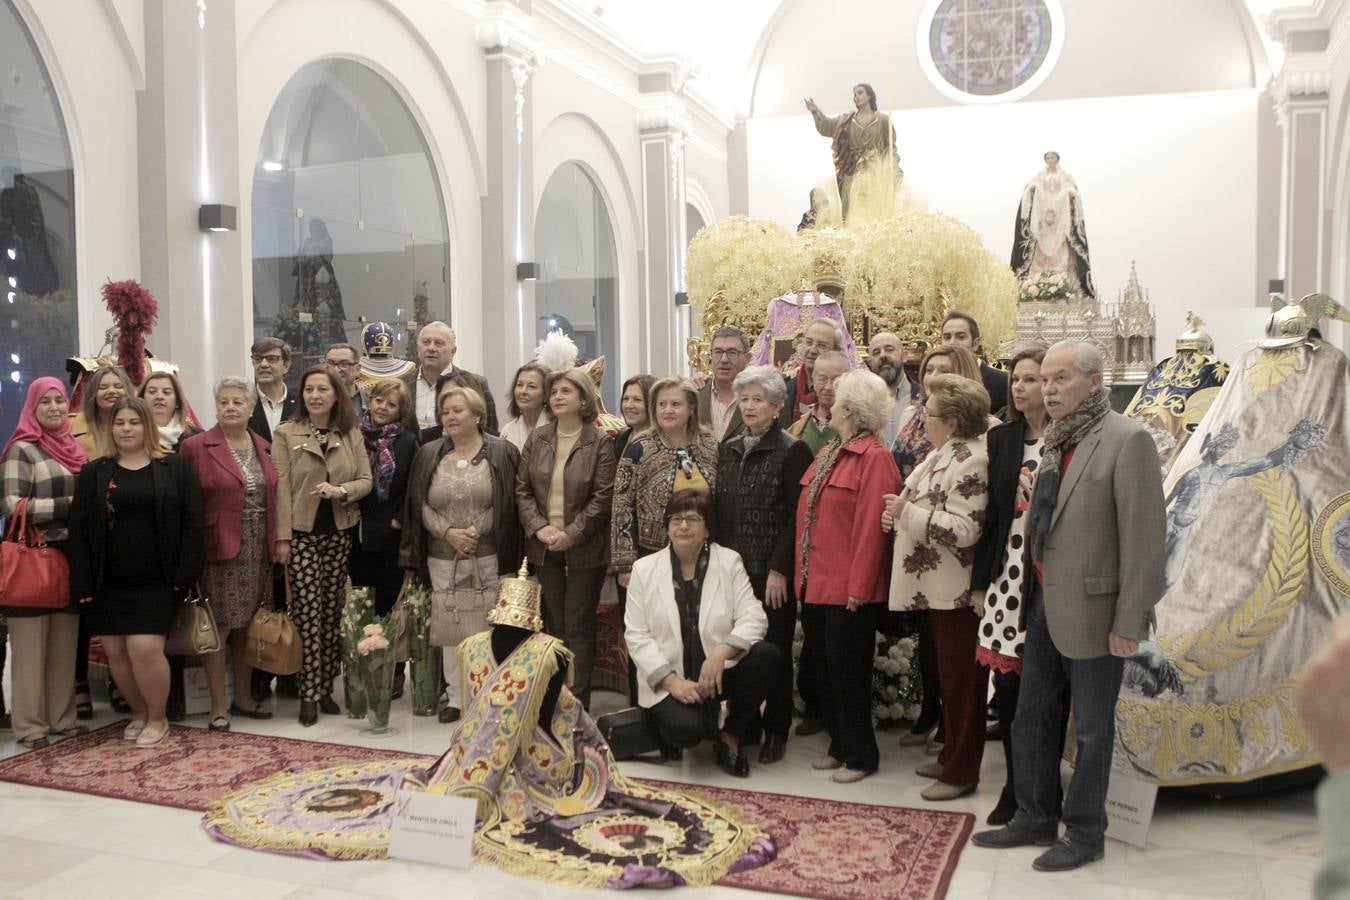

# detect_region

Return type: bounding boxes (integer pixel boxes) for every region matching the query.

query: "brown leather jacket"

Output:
[514,421,616,570]
[271,421,373,540]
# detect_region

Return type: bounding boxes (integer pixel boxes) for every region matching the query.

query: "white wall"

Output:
[747,88,1268,362]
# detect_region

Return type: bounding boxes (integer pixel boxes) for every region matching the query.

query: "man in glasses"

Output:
[246,336,300,704]
[697,327,751,443]
[778,318,847,428]
[323,342,364,420]
[247,337,297,443]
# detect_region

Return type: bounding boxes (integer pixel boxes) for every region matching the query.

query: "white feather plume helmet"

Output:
[534,329,579,373]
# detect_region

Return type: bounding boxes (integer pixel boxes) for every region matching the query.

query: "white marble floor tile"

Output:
[0,836,96,892]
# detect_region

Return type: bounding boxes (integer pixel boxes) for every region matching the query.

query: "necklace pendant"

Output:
[456,459,469,470]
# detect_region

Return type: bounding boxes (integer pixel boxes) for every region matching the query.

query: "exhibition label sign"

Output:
[387,789,476,869]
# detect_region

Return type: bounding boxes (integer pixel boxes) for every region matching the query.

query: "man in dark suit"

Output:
[401,321,498,437]
[697,326,750,443]
[941,311,1009,414]
[247,337,297,443]
[973,340,1165,871]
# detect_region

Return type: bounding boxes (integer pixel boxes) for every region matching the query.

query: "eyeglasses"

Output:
[251,354,285,364]
[710,348,745,359]
[669,514,704,527]
[799,337,832,351]
[324,359,358,369]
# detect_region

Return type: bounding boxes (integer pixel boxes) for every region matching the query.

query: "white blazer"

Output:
[624,543,768,709]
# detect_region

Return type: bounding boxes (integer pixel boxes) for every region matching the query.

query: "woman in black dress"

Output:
[68,397,204,748]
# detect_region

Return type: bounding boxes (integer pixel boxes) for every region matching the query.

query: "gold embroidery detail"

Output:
[1159,470,1307,682]
[1116,679,1311,782]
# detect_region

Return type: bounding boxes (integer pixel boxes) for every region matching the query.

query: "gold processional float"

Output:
[684,173,1018,378]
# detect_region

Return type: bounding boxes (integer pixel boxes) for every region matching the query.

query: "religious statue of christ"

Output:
[805,83,901,222]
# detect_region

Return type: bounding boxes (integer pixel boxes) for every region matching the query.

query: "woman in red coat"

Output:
[795,369,900,783]
[180,377,279,730]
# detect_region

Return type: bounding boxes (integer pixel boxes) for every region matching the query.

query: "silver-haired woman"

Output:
[179,377,280,731]
[792,370,900,783]
[713,366,813,764]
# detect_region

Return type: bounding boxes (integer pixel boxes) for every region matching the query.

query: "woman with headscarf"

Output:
[1,378,88,748]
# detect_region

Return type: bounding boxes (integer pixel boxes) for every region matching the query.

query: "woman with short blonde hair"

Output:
[402,384,522,722]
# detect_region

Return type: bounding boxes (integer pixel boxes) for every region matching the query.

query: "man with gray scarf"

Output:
[972,340,1165,872]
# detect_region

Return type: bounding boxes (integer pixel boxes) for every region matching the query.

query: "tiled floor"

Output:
[0,685,1323,899]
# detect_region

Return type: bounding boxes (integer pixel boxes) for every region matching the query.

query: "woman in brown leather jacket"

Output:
[514,368,616,708]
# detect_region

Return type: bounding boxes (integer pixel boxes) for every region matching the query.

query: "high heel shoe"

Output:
[74,682,93,720]
[299,701,318,727]
[318,695,340,716]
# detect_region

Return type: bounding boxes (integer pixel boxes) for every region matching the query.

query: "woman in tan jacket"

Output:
[272,365,372,726]
[514,368,616,708]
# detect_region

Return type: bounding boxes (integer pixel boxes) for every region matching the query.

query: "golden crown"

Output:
[487,559,543,632]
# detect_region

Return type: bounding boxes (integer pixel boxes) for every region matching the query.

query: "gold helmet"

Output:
[1260,302,1312,349]
[1175,311,1214,354]
[487,560,543,632]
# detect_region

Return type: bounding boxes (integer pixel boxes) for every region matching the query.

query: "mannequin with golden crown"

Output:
[204,564,775,887]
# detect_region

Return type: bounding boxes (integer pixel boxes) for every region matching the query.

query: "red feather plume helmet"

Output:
[101,279,159,386]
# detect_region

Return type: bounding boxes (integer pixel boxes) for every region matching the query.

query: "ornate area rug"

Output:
[0,722,972,899]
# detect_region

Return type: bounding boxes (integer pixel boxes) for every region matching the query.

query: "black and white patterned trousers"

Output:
[287,531,352,702]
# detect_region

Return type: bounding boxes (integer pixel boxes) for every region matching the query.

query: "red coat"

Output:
[180,425,278,563]
[794,434,899,606]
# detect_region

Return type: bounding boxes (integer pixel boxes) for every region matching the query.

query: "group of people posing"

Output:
[1,310,1164,873]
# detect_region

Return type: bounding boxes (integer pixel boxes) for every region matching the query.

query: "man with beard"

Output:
[866,332,920,446]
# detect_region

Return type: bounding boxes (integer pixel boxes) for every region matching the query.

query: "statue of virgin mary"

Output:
[1010,151,1095,300]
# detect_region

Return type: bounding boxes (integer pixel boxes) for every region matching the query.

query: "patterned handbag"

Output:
[0,498,69,609]
[429,556,494,648]
[165,585,222,656]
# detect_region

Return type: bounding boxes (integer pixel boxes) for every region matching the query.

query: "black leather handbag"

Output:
[596,707,662,760]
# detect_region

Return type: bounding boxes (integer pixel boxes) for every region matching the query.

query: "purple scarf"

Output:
[359,414,404,502]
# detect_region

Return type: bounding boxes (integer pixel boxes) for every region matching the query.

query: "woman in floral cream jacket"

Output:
[884,373,991,803]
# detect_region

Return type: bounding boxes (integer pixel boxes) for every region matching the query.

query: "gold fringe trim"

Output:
[202,799,390,861]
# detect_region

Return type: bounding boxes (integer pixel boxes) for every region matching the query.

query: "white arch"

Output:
[684,178,717,237]
[533,112,643,384]
[9,0,139,350]
[237,0,485,352]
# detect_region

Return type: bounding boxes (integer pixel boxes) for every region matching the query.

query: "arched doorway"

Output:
[250,59,449,370]
[0,0,77,440]
[535,162,619,408]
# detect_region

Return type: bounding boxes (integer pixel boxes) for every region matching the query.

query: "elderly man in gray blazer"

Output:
[973,340,1166,872]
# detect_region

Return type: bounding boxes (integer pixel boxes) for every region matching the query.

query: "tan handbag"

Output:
[166,586,221,656]
[429,557,494,648]
[245,572,303,675]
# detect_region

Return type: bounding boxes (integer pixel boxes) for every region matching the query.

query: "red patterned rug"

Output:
[0,722,972,899]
